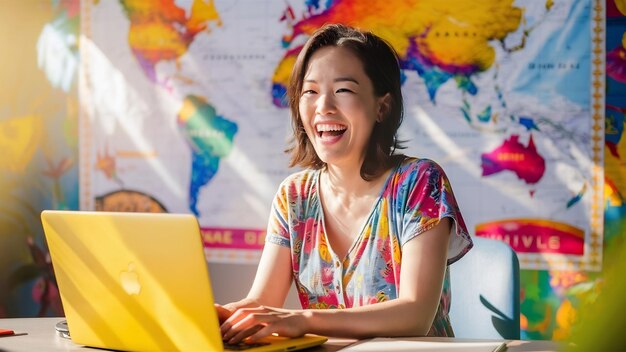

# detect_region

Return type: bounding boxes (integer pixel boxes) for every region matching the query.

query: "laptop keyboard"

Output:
[223,341,270,350]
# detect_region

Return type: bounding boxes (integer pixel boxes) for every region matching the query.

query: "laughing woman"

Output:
[217,23,473,343]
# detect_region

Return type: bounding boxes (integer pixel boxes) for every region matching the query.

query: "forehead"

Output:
[304,45,367,79]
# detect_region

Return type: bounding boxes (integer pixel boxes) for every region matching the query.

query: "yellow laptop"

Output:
[41,210,327,351]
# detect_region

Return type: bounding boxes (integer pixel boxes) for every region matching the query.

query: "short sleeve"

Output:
[265,182,291,248]
[400,159,472,264]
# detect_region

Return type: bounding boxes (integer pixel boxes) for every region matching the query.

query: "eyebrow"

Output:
[303,77,360,84]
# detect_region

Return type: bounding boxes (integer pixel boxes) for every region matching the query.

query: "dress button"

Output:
[335,261,340,267]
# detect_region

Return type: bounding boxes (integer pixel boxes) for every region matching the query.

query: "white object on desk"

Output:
[341,337,507,352]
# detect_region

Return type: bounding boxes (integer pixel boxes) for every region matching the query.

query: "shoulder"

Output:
[395,157,446,182]
[275,168,318,199]
[278,169,317,188]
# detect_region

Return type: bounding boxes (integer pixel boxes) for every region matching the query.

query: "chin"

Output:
[315,154,333,165]
[313,147,353,167]
[316,155,331,165]
[316,154,346,167]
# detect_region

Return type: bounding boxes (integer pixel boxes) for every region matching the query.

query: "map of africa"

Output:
[81,0,603,269]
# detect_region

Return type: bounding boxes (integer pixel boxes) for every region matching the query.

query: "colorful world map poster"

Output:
[80,0,604,270]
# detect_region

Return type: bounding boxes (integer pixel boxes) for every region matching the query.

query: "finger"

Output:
[220,308,257,335]
[224,313,278,343]
[222,306,270,332]
[220,307,262,341]
[248,314,306,342]
[246,324,276,343]
[214,304,233,323]
[227,324,265,344]
[213,303,233,317]
[222,314,263,342]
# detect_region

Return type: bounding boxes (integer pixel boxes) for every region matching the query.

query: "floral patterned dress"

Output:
[265,157,473,336]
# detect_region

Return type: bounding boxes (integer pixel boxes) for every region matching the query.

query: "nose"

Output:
[315,93,336,116]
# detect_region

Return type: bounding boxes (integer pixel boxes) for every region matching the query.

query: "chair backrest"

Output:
[449,236,520,339]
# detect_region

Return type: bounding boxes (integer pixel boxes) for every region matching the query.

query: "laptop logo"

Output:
[120,263,141,295]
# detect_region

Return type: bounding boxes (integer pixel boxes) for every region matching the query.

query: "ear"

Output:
[376,93,392,122]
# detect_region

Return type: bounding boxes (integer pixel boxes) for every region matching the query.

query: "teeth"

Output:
[316,124,347,132]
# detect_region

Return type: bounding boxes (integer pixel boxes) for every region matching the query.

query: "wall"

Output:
[1,0,624,342]
[208,263,300,309]
[0,0,78,318]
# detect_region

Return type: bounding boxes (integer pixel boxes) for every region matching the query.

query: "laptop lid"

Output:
[41,210,327,352]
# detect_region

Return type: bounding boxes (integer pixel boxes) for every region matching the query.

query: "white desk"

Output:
[0,318,561,352]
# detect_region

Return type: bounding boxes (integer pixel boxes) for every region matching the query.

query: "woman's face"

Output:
[299,46,387,169]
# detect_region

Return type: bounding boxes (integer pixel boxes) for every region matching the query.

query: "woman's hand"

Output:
[220,306,309,344]
[215,298,263,324]
[214,304,235,324]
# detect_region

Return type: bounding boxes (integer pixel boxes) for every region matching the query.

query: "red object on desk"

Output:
[0,329,15,336]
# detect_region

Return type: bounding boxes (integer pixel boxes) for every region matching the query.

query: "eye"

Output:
[336,88,354,93]
[301,89,317,95]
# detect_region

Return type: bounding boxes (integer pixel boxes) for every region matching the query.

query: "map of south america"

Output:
[177,95,238,216]
[117,0,231,216]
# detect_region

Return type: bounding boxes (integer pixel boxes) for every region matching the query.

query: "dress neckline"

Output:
[315,163,400,262]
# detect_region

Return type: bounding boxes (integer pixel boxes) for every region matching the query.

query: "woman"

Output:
[218,23,472,344]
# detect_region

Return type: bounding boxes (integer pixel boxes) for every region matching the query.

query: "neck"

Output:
[324,163,376,197]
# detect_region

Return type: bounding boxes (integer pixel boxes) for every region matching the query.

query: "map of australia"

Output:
[481,134,546,184]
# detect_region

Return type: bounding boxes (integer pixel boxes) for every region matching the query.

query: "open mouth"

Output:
[316,123,347,138]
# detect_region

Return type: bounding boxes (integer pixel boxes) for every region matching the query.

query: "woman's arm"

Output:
[246,241,294,306]
[221,218,451,343]
[216,242,293,323]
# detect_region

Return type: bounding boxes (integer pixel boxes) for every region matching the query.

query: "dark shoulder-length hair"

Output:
[285,23,406,181]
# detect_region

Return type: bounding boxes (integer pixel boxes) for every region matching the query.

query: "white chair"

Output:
[449,236,520,339]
